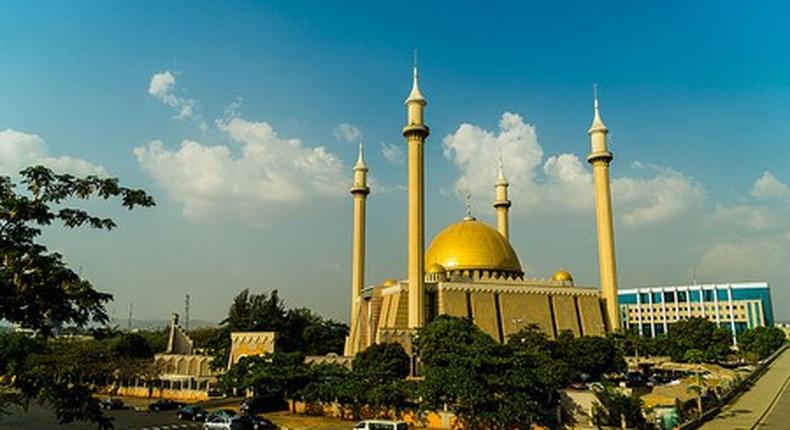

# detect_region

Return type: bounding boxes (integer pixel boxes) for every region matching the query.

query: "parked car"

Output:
[204,409,274,430]
[177,405,208,420]
[354,420,409,430]
[99,398,124,410]
[240,395,287,413]
[148,399,185,411]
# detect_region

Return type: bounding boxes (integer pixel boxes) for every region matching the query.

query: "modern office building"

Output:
[618,282,774,343]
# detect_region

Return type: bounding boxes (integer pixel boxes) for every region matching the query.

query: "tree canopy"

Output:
[738,326,787,360]
[0,166,154,427]
[207,289,348,369]
[418,316,561,429]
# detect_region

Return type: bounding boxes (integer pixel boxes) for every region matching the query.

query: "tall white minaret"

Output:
[493,160,511,240]
[587,86,620,330]
[346,143,369,355]
[403,55,429,329]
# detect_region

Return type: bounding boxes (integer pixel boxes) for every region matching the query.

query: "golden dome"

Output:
[425,217,522,275]
[382,278,398,287]
[552,270,574,283]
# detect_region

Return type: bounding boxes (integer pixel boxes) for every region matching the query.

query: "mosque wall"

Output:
[470,292,500,341]
[438,289,468,318]
[578,295,606,336]
[553,295,581,336]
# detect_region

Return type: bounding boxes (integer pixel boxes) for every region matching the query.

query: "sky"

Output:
[1,1,789,324]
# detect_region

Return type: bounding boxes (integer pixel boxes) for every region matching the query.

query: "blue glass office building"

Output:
[618,282,773,343]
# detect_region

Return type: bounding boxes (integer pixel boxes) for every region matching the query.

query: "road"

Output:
[2,402,206,430]
[702,347,790,430]
[2,402,352,430]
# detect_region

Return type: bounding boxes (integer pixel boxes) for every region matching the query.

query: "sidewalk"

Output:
[701,347,790,430]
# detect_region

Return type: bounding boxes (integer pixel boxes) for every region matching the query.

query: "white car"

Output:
[354,420,409,430]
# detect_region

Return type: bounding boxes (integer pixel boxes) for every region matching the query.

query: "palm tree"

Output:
[686,384,703,415]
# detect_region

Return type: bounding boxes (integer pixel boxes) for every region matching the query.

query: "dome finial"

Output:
[588,83,608,134]
[464,189,474,220]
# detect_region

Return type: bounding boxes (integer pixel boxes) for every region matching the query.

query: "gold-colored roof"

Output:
[382,278,398,287]
[425,217,522,274]
[426,263,445,274]
[552,270,574,283]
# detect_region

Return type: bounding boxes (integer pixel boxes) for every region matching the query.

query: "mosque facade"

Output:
[344,65,620,356]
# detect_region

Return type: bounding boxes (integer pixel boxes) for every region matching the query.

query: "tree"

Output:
[0,165,154,427]
[418,316,560,428]
[662,318,733,362]
[591,385,650,430]
[207,289,348,369]
[739,326,787,360]
[108,333,153,359]
[220,352,309,412]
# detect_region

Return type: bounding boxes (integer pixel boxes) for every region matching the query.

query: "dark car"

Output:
[249,414,277,430]
[240,395,286,414]
[99,398,124,410]
[149,399,185,411]
[177,405,208,420]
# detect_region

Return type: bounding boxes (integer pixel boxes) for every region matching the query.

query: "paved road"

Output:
[2,403,207,430]
[2,403,351,430]
[702,347,790,430]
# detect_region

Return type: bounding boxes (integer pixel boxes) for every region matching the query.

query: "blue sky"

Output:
[1,1,789,323]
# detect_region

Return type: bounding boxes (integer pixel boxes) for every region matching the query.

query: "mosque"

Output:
[344,64,621,356]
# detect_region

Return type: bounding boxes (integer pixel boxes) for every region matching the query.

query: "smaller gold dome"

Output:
[426,263,445,274]
[382,278,398,287]
[552,270,574,283]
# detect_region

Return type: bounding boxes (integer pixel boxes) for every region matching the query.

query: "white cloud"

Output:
[381,143,404,165]
[0,129,106,176]
[613,166,705,226]
[333,123,363,143]
[441,112,703,226]
[697,240,787,281]
[148,70,205,129]
[750,171,790,201]
[710,204,786,232]
[134,116,345,221]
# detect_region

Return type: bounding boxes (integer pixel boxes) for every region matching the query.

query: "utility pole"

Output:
[127,303,133,331]
[184,294,190,331]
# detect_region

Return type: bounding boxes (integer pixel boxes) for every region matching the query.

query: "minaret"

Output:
[403,56,429,329]
[348,143,369,353]
[493,160,511,240]
[587,86,620,330]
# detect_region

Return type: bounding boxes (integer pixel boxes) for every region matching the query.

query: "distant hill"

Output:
[109,317,218,330]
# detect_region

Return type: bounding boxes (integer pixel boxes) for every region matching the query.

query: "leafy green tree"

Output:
[418,316,560,429]
[663,318,733,362]
[591,385,650,430]
[682,348,705,364]
[739,326,787,360]
[352,342,410,382]
[107,333,153,359]
[220,352,309,412]
[565,334,625,381]
[207,289,348,369]
[508,324,570,387]
[0,166,153,427]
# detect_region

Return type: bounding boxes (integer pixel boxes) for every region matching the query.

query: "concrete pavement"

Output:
[702,347,790,430]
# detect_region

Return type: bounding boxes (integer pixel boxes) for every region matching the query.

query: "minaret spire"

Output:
[403,53,430,330]
[494,158,511,240]
[587,85,620,330]
[354,142,367,171]
[589,84,608,135]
